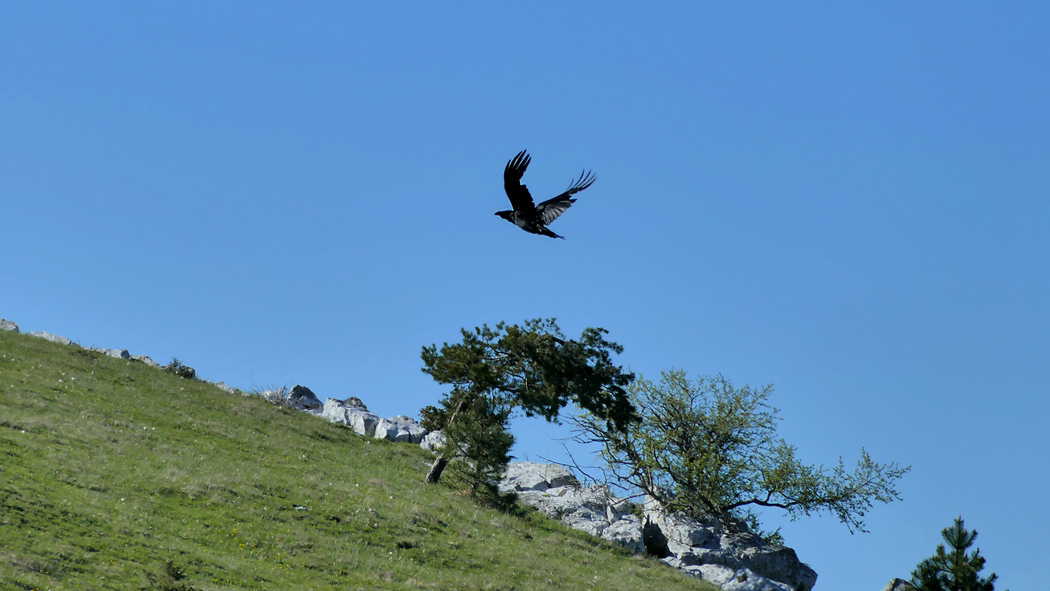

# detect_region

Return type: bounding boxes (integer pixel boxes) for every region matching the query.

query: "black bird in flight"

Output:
[495,150,596,239]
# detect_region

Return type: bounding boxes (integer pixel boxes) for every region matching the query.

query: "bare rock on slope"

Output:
[288,385,322,411]
[322,398,381,436]
[27,331,75,346]
[374,415,428,444]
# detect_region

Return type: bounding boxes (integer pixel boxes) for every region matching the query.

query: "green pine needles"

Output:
[442,396,515,497]
[419,319,637,489]
[910,516,1004,591]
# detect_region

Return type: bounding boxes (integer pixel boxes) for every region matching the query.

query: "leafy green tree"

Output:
[910,516,1004,591]
[420,319,637,487]
[573,369,910,535]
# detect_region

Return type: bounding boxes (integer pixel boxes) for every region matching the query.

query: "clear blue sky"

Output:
[3,3,1047,589]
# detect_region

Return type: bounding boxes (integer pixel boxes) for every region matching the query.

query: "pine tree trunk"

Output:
[423,392,475,485]
[425,454,448,484]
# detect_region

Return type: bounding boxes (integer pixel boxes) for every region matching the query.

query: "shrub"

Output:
[162,358,196,380]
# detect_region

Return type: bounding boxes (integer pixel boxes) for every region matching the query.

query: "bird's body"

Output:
[495,150,596,239]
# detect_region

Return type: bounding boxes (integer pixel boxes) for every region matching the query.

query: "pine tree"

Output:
[442,396,514,496]
[419,319,637,487]
[910,516,1004,591]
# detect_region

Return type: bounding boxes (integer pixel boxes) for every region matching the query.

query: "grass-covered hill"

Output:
[0,328,717,591]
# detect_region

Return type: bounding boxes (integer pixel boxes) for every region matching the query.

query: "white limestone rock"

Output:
[730,543,817,591]
[678,547,740,569]
[322,398,380,436]
[132,355,160,367]
[720,568,796,591]
[419,430,446,452]
[342,396,367,409]
[27,331,75,346]
[601,515,645,554]
[499,464,817,591]
[288,385,322,411]
[211,381,242,395]
[561,506,608,537]
[556,502,642,552]
[503,465,645,552]
[644,496,723,554]
[90,347,131,359]
[883,579,914,591]
[374,415,428,444]
[682,564,737,587]
[0,319,18,332]
[644,497,817,591]
[514,487,587,519]
[500,462,580,492]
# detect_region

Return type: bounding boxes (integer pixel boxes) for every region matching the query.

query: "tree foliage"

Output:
[910,516,1004,591]
[440,397,515,496]
[574,369,910,534]
[420,319,637,488]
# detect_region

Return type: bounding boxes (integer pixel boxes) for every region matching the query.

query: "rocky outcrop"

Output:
[322,400,428,443]
[90,347,131,359]
[502,461,581,491]
[498,462,816,591]
[164,360,197,379]
[644,497,816,591]
[0,319,18,332]
[133,355,161,367]
[374,415,428,443]
[210,381,242,396]
[342,396,367,409]
[322,398,381,436]
[882,578,913,591]
[288,385,322,411]
[419,430,446,452]
[27,331,75,346]
[500,462,644,553]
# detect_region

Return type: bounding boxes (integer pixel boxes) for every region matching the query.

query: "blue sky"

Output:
[2,3,1047,589]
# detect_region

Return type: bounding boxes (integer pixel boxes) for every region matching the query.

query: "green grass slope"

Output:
[0,329,716,591]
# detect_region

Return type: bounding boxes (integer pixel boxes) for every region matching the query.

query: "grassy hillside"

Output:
[0,329,716,591]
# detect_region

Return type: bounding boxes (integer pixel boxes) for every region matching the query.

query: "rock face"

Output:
[132,355,160,367]
[0,319,18,332]
[643,497,817,591]
[883,578,914,591]
[500,462,644,554]
[342,396,367,409]
[90,347,131,359]
[497,462,816,591]
[210,381,242,396]
[502,462,581,491]
[322,398,382,436]
[419,430,446,452]
[322,401,427,443]
[374,415,428,443]
[165,361,196,379]
[27,331,75,346]
[288,385,322,411]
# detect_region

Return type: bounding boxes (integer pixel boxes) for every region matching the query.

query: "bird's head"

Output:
[494,210,514,222]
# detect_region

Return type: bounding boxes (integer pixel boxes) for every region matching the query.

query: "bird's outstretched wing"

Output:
[503,150,536,213]
[536,170,596,225]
